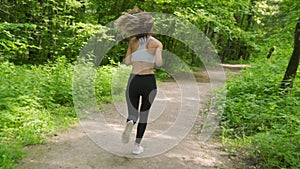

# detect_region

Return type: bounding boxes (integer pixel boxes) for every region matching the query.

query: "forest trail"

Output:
[17,66,248,169]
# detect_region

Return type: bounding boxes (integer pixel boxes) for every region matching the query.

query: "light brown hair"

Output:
[114,7,154,39]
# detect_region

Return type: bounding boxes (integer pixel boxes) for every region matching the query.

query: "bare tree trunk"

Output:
[280,19,300,90]
[234,38,241,60]
[120,0,129,12]
[240,14,245,28]
[221,41,230,63]
[39,0,44,6]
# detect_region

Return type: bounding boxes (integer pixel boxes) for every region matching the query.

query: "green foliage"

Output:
[0,57,75,168]
[0,23,40,63]
[0,0,264,65]
[0,0,105,64]
[222,56,300,168]
[0,57,117,168]
[0,143,22,169]
[95,64,117,103]
[0,21,103,64]
[253,132,300,168]
[1,0,299,168]
[154,69,171,81]
[220,1,300,166]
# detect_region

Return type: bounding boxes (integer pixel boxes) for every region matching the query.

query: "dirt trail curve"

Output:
[18,67,247,169]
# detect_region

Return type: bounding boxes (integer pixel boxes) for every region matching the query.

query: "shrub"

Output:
[221,57,300,168]
[0,58,75,168]
[0,57,119,168]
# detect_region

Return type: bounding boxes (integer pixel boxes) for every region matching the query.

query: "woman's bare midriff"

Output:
[131,62,155,75]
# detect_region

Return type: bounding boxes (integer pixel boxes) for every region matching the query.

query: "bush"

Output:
[0,58,77,168]
[0,57,118,168]
[221,57,300,168]
[254,132,300,168]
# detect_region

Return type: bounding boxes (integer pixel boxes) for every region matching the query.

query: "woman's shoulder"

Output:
[149,37,163,47]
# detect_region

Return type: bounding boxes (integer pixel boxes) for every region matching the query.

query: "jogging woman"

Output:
[115,9,163,155]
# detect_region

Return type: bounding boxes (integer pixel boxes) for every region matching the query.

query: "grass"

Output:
[0,57,118,168]
[0,57,173,168]
[220,56,300,168]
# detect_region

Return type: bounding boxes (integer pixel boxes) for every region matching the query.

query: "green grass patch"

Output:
[221,56,300,168]
[0,57,116,168]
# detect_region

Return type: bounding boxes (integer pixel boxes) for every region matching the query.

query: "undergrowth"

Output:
[0,57,116,169]
[221,57,300,168]
[0,56,171,168]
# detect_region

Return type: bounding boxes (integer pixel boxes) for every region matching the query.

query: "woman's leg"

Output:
[123,74,141,144]
[135,75,157,144]
[126,74,140,123]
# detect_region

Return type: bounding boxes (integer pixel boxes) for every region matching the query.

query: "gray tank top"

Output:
[131,37,155,63]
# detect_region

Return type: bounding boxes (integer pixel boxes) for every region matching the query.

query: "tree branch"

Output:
[0,8,10,15]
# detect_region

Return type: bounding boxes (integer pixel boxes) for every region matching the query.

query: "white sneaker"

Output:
[132,145,144,155]
[122,120,134,144]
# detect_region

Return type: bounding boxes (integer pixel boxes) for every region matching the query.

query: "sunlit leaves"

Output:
[222,59,300,168]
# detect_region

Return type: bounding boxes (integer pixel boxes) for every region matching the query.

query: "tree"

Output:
[280,19,300,90]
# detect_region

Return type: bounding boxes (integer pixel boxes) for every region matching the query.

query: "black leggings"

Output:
[126,74,157,144]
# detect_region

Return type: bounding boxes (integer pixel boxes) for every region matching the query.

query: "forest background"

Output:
[0,0,299,168]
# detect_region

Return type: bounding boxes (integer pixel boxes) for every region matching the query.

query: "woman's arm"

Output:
[155,42,163,67]
[125,42,133,65]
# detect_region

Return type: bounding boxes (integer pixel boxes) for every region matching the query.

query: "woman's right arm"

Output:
[155,42,163,67]
[125,41,133,65]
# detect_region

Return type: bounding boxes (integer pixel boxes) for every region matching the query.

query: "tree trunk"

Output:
[240,14,245,28]
[120,0,129,12]
[221,40,231,63]
[280,19,300,90]
[39,0,44,6]
[234,38,241,60]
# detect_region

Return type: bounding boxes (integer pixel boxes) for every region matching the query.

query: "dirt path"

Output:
[18,68,247,169]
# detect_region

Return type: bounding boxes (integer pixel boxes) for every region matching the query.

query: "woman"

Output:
[115,9,163,155]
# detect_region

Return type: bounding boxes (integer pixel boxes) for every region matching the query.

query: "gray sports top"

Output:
[131,37,155,63]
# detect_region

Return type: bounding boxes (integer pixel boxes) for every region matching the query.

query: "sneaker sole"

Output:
[132,147,144,155]
[122,122,133,144]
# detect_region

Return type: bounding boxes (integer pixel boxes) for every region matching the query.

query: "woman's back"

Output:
[126,36,163,75]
